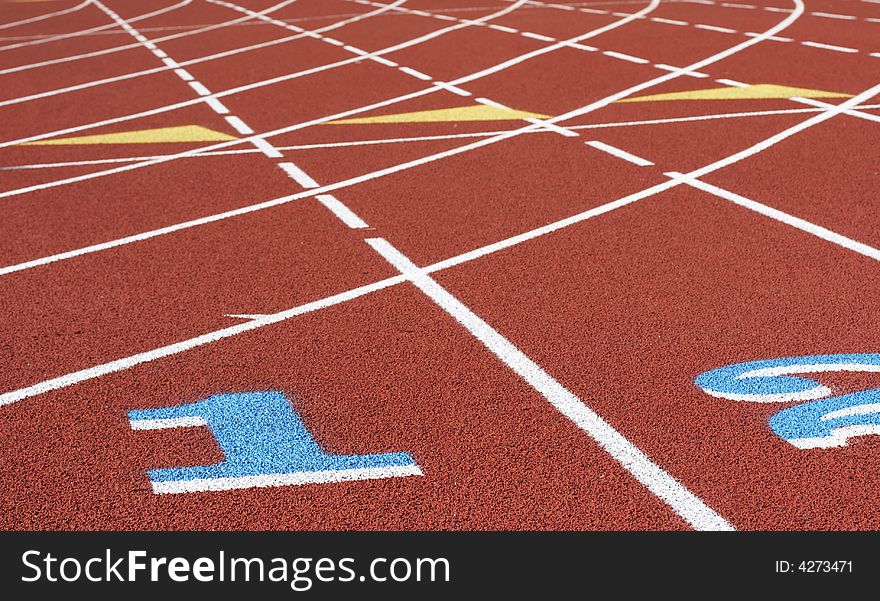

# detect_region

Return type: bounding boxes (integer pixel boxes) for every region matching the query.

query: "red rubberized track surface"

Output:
[1,0,879,531]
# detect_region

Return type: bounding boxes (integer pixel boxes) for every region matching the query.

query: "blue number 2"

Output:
[128,391,421,494]
[695,354,880,449]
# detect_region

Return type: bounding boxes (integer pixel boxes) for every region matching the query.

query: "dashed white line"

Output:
[801,40,858,53]
[434,81,472,96]
[744,32,792,42]
[695,24,737,33]
[655,64,709,77]
[603,50,649,64]
[371,55,398,67]
[315,194,369,229]
[224,115,254,135]
[174,68,195,81]
[278,162,319,188]
[187,81,212,96]
[811,11,857,20]
[521,31,556,42]
[562,41,598,52]
[652,17,688,26]
[399,66,431,80]
[475,96,509,109]
[715,78,749,88]
[489,24,519,33]
[251,137,284,158]
[585,140,654,166]
[204,97,230,114]
[524,117,579,137]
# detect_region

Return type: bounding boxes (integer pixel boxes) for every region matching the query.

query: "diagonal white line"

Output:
[366,237,734,531]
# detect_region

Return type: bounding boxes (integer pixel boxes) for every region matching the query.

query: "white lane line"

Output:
[366,237,733,531]
[398,66,432,80]
[224,115,254,135]
[872,52,880,59]
[585,140,653,166]
[524,117,579,137]
[603,50,649,64]
[174,68,194,81]
[343,44,369,55]
[0,0,532,193]
[801,40,858,53]
[489,24,519,33]
[7,74,860,418]
[278,162,319,188]
[789,96,880,124]
[315,194,369,229]
[0,0,390,106]
[0,0,191,52]
[0,275,408,406]
[250,137,284,158]
[694,24,737,33]
[8,75,865,424]
[474,96,509,109]
[562,41,598,52]
[715,78,748,87]
[811,12,857,20]
[187,81,212,96]
[667,173,880,262]
[655,64,709,77]
[0,0,525,148]
[521,31,556,41]
[204,97,230,114]
[371,55,398,67]
[651,17,688,25]
[744,32,792,42]
[0,0,91,32]
[434,81,472,96]
[0,0,803,265]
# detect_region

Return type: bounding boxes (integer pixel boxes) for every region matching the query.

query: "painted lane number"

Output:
[695,353,880,449]
[128,391,421,494]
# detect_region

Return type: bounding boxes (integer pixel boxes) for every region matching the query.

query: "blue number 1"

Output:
[128,391,421,494]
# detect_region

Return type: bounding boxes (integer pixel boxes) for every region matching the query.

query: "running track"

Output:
[1,0,879,531]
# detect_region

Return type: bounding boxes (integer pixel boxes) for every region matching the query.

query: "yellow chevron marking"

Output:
[619,84,852,103]
[326,104,551,124]
[23,125,238,145]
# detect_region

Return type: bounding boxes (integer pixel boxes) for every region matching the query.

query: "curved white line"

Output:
[0,0,90,31]
[8,77,880,418]
[0,0,190,53]
[0,0,419,143]
[0,0,815,277]
[0,0,647,198]
[0,0,301,75]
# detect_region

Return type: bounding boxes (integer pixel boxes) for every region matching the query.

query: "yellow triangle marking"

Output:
[22,125,238,146]
[619,84,852,103]
[326,104,551,124]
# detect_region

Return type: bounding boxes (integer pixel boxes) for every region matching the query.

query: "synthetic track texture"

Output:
[1,0,879,531]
